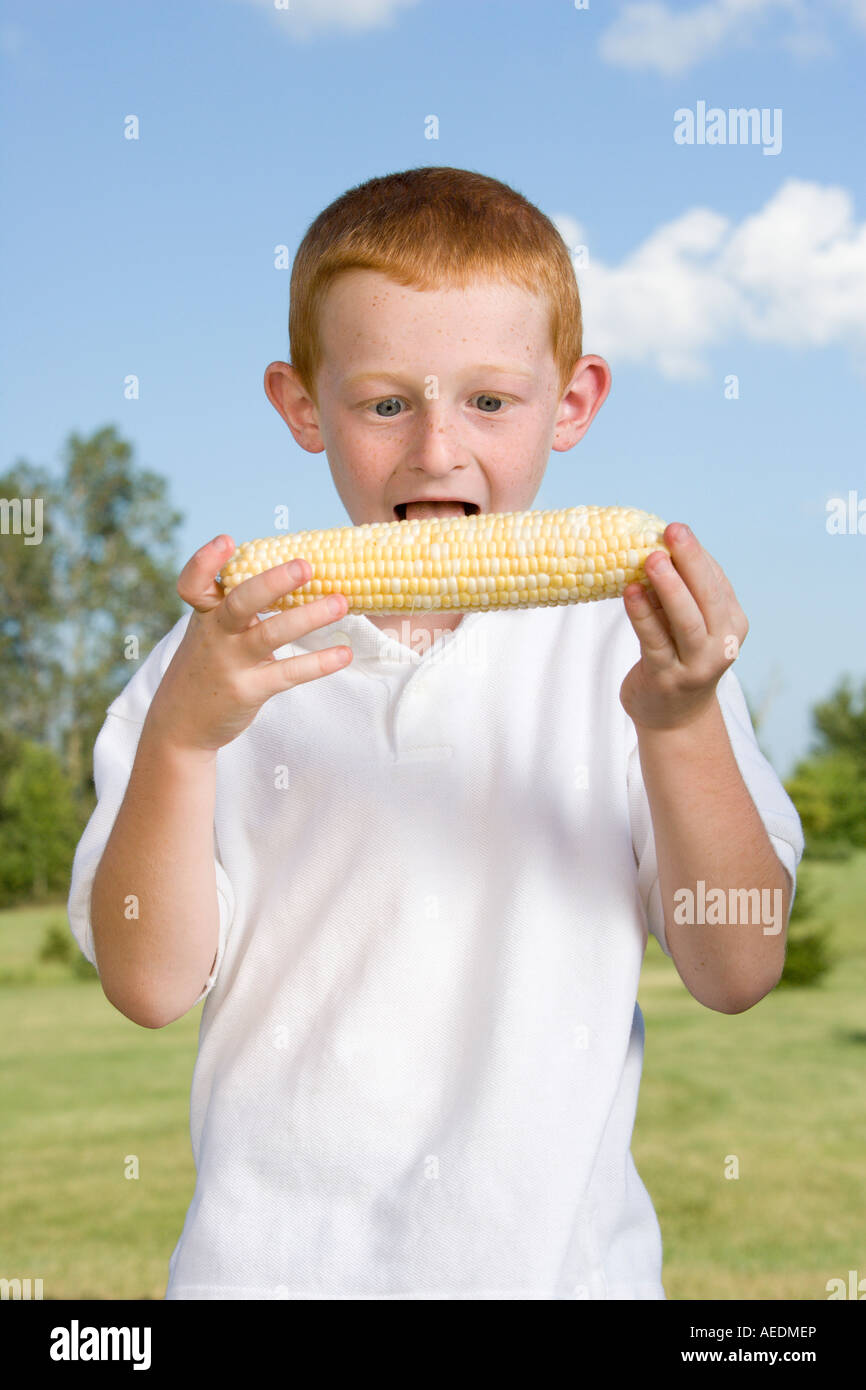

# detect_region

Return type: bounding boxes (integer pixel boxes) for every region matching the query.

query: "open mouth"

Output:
[394,501,480,521]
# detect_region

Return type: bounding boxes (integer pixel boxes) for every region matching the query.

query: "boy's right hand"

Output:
[147,535,353,754]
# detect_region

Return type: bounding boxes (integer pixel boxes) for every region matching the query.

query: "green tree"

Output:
[0,425,186,809]
[0,462,64,744]
[784,675,866,852]
[784,751,866,850]
[0,730,84,905]
[810,675,866,765]
[777,868,834,988]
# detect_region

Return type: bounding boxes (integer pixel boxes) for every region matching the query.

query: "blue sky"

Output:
[2,0,864,776]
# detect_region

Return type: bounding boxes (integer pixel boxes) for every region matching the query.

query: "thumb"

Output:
[177,535,236,613]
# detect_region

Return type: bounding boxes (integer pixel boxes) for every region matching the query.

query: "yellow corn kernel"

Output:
[216,505,669,615]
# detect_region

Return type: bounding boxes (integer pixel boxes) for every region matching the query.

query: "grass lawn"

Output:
[1,852,864,1300]
[634,850,866,1300]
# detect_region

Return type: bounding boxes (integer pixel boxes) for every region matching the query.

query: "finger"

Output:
[697,545,749,651]
[701,546,736,602]
[178,535,237,613]
[246,591,350,662]
[623,583,677,667]
[643,541,711,663]
[641,580,665,612]
[255,642,353,701]
[664,525,731,642]
[216,558,314,635]
[703,548,726,583]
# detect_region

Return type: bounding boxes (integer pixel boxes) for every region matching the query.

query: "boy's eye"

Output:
[370,393,505,416]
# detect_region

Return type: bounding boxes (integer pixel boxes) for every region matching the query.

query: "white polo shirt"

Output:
[67,599,804,1299]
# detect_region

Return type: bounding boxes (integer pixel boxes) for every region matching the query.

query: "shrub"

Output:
[37,918,98,981]
[778,870,834,988]
[38,921,74,964]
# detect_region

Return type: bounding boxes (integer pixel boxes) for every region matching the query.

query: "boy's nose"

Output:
[410,409,470,470]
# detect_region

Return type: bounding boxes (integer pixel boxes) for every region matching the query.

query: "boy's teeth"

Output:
[404,500,467,520]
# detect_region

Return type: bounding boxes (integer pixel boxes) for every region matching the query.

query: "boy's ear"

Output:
[551,355,612,453]
[263,361,326,454]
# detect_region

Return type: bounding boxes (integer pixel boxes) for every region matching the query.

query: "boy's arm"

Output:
[85,537,352,1030]
[633,698,791,1013]
[90,721,220,1030]
[621,522,796,1014]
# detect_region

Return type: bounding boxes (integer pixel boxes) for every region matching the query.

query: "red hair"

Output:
[288,165,583,408]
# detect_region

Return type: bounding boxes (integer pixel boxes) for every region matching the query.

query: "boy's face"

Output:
[265,269,610,527]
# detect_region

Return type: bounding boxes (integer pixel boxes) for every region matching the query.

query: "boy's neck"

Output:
[364,611,464,652]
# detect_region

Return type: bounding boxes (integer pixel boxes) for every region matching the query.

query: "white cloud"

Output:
[228,0,421,40]
[835,0,866,32]
[598,0,866,74]
[598,0,800,75]
[558,179,866,379]
[551,214,587,253]
[597,0,866,74]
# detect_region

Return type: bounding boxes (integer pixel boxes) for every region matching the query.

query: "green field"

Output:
[1,853,864,1301]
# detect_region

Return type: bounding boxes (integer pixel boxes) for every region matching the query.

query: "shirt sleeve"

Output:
[66,616,235,1009]
[627,666,805,959]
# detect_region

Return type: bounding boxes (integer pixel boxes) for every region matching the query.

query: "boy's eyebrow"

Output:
[343,364,536,388]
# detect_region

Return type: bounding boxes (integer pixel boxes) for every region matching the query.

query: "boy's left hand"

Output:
[619,523,749,732]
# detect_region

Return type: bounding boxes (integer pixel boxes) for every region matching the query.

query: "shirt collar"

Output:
[272,609,492,669]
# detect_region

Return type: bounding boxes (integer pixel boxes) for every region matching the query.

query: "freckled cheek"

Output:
[484,457,534,507]
[330,414,375,464]
[336,422,395,498]
[489,417,546,479]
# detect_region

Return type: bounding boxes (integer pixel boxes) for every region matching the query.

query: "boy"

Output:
[67,166,804,1300]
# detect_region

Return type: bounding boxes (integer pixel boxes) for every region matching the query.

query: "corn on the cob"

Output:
[216,505,669,614]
